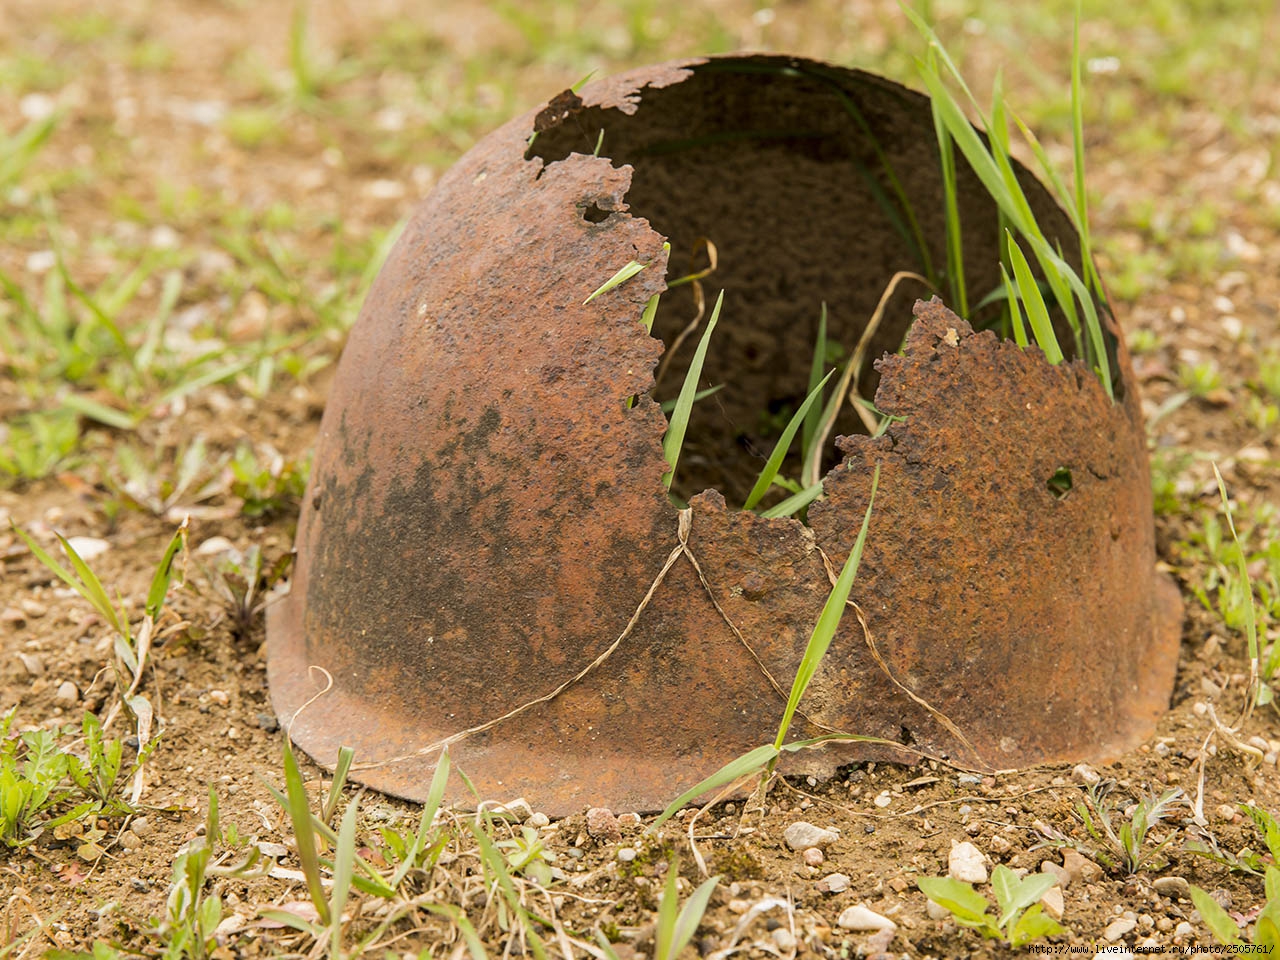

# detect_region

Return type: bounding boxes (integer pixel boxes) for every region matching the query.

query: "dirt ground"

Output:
[1,1,1279,958]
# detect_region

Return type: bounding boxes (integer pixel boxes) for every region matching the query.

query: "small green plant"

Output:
[204,544,294,640]
[1070,782,1184,875]
[0,710,151,849]
[1177,360,1224,397]
[918,864,1064,947]
[0,409,79,482]
[229,443,310,517]
[1190,869,1279,949]
[12,520,187,802]
[152,787,266,960]
[1187,804,1280,876]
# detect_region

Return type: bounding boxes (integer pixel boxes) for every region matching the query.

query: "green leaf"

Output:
[329,792,359,951]
[744,370,835,511]
[662,290,723,489]
[1010,903,1064,946]
[650,743,779,831]
[60,394,140,431]
[773,465,878,747]
[145,521,187,620]
[1189,885,1242,946]
[802,304,828,462]
[584,259,648,304]
[10,526,125,637]
[390,748,451,888]
[282,736,330,925]
[916,875,992,927]
[759,481,824,520]
[991,865,1056,928]
[1006,232,1063,364]
[659,873,719,960]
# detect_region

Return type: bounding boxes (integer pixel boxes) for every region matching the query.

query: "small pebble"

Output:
[1173,921,1192,938]
[208,689,229,706]
[130,878,149,892]
[926,899,950,920]
[1103,917,1136,941]
[617,812,642,826]
[803,847,824,866]
[257,713,281,733]
[1040,886,1064,920]
[1153,876,1190,899]
[818,873,849,894]
[783,821,838,851]
[873,791,892,808]
[1041,861,1071,887]
[1215,803,1237,821]
[837,904,895,931]
[498,798,533,822]
[771,928,796,952]
[257,841,288,858]
[1062,850,1101,883]
[948,841,987,883]
[20,598,47,618]
[55,680,79,703]
[616,848,636,862]
[66,537,109,559]
[1072,763,1100,785]
[17,653,44,677]
[1,607,24,625]
[587,807,621,843]
[119,830,142,851]
[130,817,152,838]
[565,847,584,860]
[990,835,1011,854]
[1156,917,1173,932]
[528,812,550,828]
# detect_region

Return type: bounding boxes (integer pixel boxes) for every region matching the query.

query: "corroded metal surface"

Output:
[267,56,1181,815]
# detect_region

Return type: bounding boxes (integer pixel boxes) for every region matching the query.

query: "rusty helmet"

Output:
[267,56,1181,815]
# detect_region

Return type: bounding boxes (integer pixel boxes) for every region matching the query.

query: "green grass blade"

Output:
[282,736,331,924]
[144,521,187,620]
[9,526,122,637]
[802,304,828,463]
[1000,264,1029,348]
[1214,465,1260,683]
[759,482,825,520]
[59,394,139,431]
[584,260,647,304]
[650,744,779,830]
[390,749,451,888]
[745,371,834,511]
[329,792,359,953]
[1189,885,1242,945]
[1006,233,1063,364]
[324,745,355,822]
[658,384,723,413]
[640,292,660,333]
[654,865,680,960]
[666,875,720,960]
[931,70,967,316]
[662,290,723,489]
[773,464,879,748]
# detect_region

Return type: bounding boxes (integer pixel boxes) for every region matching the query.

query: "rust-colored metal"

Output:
[267,55,1182,815]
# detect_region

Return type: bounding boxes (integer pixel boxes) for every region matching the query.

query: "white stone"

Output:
[837,904,895,931]
[948,840,988,883]
[783,821,838,851]
[1040,886,1064,920]
[819,873,849,893]
[1103,917,1136,941]
[65,536,109,560]
[771,928,796,952]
